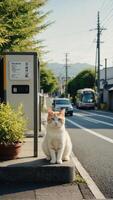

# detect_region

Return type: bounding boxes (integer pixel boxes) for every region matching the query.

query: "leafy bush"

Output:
[0,103,27,144]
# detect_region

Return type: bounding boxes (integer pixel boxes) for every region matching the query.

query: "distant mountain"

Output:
[47,62,94,78]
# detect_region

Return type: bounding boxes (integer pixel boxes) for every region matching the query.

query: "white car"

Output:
[52,98,73,116]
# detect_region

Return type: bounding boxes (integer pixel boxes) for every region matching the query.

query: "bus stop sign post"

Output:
[2,52,38,157]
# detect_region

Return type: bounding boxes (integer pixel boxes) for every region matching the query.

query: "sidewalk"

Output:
[0,138,94,200]
[0,112,95,199]
[0,136,94,200]
[0,182,83,200]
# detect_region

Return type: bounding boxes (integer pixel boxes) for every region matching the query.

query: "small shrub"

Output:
[0,103,27,144]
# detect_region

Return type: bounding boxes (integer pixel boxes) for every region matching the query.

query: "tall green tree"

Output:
[0,0,50,53]
[68,69,95,98]
[40,67,59,93]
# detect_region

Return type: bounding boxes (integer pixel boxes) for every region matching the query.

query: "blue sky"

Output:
[39,0,113,67]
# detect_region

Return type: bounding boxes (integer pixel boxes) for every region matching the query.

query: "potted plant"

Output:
[0,103,27,160]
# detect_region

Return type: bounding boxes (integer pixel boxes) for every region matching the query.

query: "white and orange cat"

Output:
[42,108,72,164]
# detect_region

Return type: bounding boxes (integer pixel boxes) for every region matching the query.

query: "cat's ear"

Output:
[48,108,53,114]
[60,109,65,116]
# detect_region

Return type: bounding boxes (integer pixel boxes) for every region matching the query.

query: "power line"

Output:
[99,0,112,14]
[99,0,113,28]
[99,0,108,12]
[101,8,113,26]
[99,0,113,26]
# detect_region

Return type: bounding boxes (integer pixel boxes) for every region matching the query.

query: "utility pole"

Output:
[105,58,107,83]
[97,11,100,97]
[94,47,98,90]
[65,53,68,97]
[96,11,106,108]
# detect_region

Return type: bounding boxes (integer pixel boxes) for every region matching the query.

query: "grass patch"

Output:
[75,173,86,184]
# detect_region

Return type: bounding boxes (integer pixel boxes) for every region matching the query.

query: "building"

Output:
[100,67,113,111]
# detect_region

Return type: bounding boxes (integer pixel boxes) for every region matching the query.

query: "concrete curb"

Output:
[0,137,75,184]
[0,160,75,184]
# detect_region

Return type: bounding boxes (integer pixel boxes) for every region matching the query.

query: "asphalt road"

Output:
[66,108,113,199]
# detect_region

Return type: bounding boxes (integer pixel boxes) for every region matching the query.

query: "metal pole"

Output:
[65,53,68,97]
[105,58,107,82]
[95,47,98,90]
[97,12,100,94]
[34,54,38,157]
[97,11,100,107]
[39,95,41,132]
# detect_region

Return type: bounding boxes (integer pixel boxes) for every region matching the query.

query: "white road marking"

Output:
[73,112,113,127]
[67,115,110,199]
[75,108,113,120]
[73,113,99,124]
[83,117,99,124]
[66,118,113,144]
[71,152,105,199]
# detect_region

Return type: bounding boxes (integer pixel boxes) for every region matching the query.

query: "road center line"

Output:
[66,118,113,144]
[74,113,99,124]
[73,112,113,127]
[76,109,113,120]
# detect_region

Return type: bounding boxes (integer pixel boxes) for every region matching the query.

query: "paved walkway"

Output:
[0,136,84,200]
[0,182,83,200]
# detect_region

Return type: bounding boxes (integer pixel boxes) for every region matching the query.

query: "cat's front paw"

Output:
[50,159,56,164]
[57,159,62,164]
[63,156,70,161]
[46,156,50,161]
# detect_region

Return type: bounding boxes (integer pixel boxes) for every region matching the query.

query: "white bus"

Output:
[76,88,96,109]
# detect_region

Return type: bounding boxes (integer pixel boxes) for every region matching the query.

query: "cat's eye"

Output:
[51,117,54,121]
[58,118,61,121]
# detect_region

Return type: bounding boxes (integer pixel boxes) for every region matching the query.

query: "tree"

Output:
[67,69,95,98]
[0,0,50,53]
[40,67,59,93]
